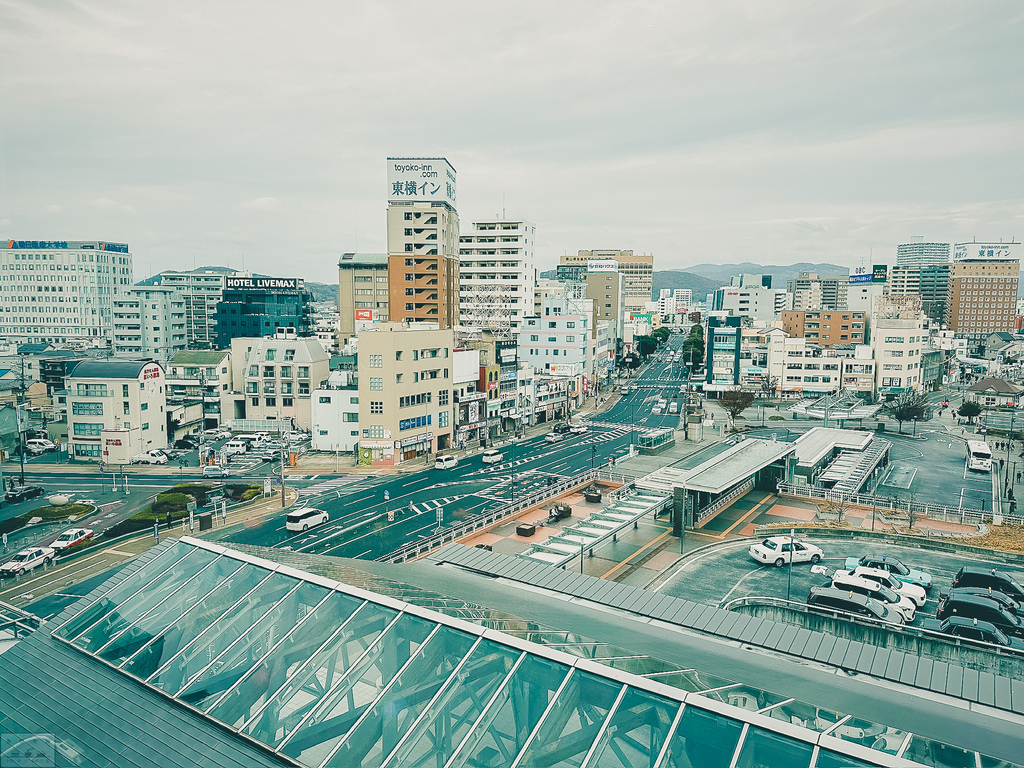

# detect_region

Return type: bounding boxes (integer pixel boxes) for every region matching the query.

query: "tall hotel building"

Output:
[946,241,1021,346]
[385,158,460,329]
[0,239,133,346]
[458,218,537,333]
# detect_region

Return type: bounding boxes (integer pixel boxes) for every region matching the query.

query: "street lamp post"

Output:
[912,417,917,437]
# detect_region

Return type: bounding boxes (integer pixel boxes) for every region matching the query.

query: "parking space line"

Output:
[714,493,775,539]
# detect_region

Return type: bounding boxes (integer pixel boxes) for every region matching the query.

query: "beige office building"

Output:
[338,253,390,340]
[357,322,455,466]
[560,250,653,313]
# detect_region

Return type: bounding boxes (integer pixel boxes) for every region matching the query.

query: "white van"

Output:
[223,439,249,456]
[286,507,329,532]
[481,449,504,464]
[25,438,56,453]
[235,434,265,449]
[434,454,458,470]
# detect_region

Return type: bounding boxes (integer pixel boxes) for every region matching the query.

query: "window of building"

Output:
[370,401,384,414]
[298,366,309,378]
[72,402,103,416]
[280,365,291,378]
[76,384,108,397]
[265,348,276,361]
[439,390,449,406]
[282,397,293,407]
[123,401,130,415]
[368,355,383,368]
[72,422,103,436]
[343,412,359,422]
[246,382,258,394]
[284,349,295,361]
[264,381,276,394]
[298,383,310,395]
[263,366,275,378]
[369,377,383,390]
[396,373,403,384]
[140,402,148,411]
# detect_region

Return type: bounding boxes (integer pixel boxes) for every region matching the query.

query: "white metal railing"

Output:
[696,478,754,525]
[776,481,1024,526]
[377,468,634,563]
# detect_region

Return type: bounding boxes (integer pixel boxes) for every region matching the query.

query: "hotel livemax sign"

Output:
[224,277,304,291]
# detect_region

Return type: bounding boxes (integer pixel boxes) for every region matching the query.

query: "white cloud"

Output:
[240,197,283,212]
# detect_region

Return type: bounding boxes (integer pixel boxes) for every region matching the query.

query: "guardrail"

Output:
[695,478,754,525]
[376,468,630,564]
[776,481,1024,526]
[722,595,1024,677]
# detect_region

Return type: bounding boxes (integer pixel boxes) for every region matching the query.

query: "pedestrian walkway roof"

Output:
[5,537,1021,768]
[638,438,794,495]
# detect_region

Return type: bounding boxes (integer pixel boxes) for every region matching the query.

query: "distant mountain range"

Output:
[545,262,849,300]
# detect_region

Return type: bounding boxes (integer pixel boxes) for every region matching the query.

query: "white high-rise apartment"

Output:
[0,240,133,346]
[112,286,187,361]
[459,218,537,333]
[896,238,950,268]
[153,268,233,348]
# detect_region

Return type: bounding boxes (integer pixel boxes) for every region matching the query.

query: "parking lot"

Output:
[872,433,995,513]
[656,535,1022,627]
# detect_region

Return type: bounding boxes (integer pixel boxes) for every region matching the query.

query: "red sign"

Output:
[143,367,161,380]
[355,309,373,321]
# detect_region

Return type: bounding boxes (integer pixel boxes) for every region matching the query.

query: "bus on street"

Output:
[966,440,993,472]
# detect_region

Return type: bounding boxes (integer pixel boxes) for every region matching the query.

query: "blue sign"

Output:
[4,240,68,249]
[849,273,872,284]
[399,415,431,431]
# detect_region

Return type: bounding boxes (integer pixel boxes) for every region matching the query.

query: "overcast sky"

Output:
[1,1,1021,282]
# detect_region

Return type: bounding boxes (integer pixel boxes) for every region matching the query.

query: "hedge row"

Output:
[102,483,261,539]
[0,503,94,536]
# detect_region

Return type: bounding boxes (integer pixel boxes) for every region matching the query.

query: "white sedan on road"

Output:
[50,528,94,552]
[0,546,56,578]
[749,536,824,567]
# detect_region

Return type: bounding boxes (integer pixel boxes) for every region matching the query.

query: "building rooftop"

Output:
[10,537,1020,768]
[66,360,156,380]
[968,377,1024,395]
[792,427,874,468]
[338,252,388,267]
[168,349,229,366]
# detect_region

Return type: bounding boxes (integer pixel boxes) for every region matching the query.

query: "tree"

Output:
[682,325,705,370]
[636,336,658,358]
[652,327,671,344]
[958,400,982,424]
[881,391,929,433]
[759,375,779,399]
[719,390,755,419]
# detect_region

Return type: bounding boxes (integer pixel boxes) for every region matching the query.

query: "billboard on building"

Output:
[953,242,1022,263]
[587,259,618,273]
[496,341,517,365]
[872,265,888,283]
[355,309,374,322]
[549,363,582,377]
[387,157,457,206]
[224,277,304,291]
[849,266,872,285]
[629,313,652,323]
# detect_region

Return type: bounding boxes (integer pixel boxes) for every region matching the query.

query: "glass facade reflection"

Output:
[52,540,1024,768]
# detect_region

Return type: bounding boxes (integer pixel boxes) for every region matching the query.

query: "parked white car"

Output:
[749,536,824,567]
[831,572,917,622]
[202,465,231,479]
[131,450,168,465]
[50,528,94,552]
[0,546,56,578]
[844,566,927,608]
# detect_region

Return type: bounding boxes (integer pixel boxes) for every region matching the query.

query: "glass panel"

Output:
[207,591,364,728]
[814,748,876,768]
[735,726,814,768]
[517,670,622,768]
[827,715,889,748]
[176,581,329,709]
[122,564,271,679]
[97,557,245,666]
[981,756,1024,768]
[279,612,435,766]
[662,705,743,768]
[701,686,790,714]
[593,656,681,676]
[323,625,478,768]
[71,548,219,652]
[381,640,521,768]
[147,572,298,693]
[447,654,570,768]
[646,670,734,695]
[903,735,977,768]
[242,602,400,747]
[55,542,194,642]
[585,686,679,768]
[757,699,820,730]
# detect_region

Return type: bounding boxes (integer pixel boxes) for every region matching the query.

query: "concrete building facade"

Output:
[945,259,1020,347]
[356,323,454,466]
[786,272,849,310]
[223,332,329,430]
[872,297,926,397]
[111,286,187,361]
[896,238,950,267]
[337,252,390,340]
[310,370,360,454]
[458,219,537,334]
[64,360,166,462]
[152,268,230,348]
[560,250,653,313]
[0,240,133,346]
[780,310,866,348]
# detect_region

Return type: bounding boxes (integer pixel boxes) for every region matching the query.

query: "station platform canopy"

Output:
[2,537,1021,768]
[638,438,795,495]
[790,390,882,421]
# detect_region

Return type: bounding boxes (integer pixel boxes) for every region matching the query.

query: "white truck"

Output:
[131,449,168,465]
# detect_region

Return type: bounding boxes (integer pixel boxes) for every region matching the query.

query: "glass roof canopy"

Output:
[51,538,1019,768]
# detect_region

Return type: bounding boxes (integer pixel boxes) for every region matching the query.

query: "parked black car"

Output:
[551,422,571,435]
[921,616,1024,651]
[806,587,904,625]
[4,485,45,503]
[943,587,1023,617]
[174,437,200,450]
[949,565,1024,602]
[936,593,1024,638]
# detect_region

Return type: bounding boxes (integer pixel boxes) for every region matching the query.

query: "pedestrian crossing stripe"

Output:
[409,495,469,514]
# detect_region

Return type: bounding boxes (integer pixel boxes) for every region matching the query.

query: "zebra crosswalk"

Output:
[296,476,360,497]
[409,495,471,514]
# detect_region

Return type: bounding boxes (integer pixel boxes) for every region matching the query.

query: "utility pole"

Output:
[279,442,286,508]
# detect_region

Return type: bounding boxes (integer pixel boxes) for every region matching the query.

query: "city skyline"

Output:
[1,2,1021,283]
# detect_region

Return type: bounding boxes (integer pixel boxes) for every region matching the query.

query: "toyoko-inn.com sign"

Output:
[387,158,456,206]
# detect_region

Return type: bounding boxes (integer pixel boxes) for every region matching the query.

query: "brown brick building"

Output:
[945,260,1019,345]
[780,311,866,347]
